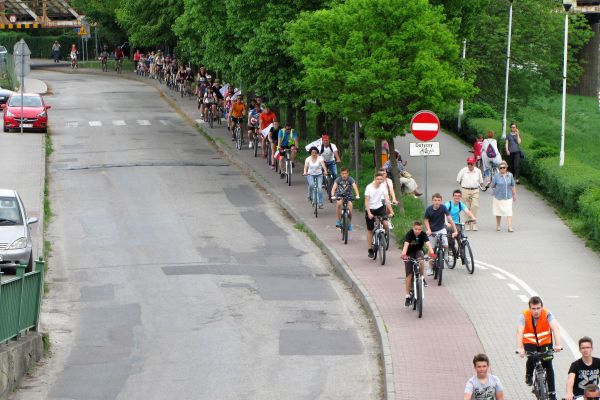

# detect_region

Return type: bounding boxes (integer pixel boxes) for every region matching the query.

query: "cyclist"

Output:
[566,337,600,400]
[247,100,261,149]
[364,172,394,259]
[463,353,505,400]
[330,167,360,229]
[267,121,280,169]
[303,146,329,208]
[277,124,299,177]
[99,45,109,71]
[457,157,484,231]
[445,189,477,249]
[401,220,435,304]
[378,168,399,205]
[224,87,235,130]
[203,86,218,122]
[229,95,246,141]
[424,193,457,275]
[319,134,341,179]
[115,46,124,71]
[517,296,563,400]
[69,44,78,68]
[259,105,277,158]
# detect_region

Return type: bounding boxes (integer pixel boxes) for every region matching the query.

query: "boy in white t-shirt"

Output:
[464,353,504,400]
[364,172,394,258]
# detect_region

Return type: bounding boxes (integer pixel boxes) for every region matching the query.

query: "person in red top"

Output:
[133,49,141,67]
[259,104,277,158]
[473,134,484,167]
[517,296,563,400]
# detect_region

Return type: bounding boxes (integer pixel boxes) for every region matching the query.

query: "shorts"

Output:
[365,206,387,231]
[429,228,448,248]
[404,250,424,276]
[232,117,243,125]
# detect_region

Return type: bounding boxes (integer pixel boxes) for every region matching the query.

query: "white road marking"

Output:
[65,121,79,128]
[158,120,169,125]
[137,120,151,126]
[508,283,520,291]
[476,259,578,358]
[112,120,126,126]
[566,295,580,299]
[492,272,506,280]
[519,294,529,303]
[475,263,488,270]
[89,121,102,126]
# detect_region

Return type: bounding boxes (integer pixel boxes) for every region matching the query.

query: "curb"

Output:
[155,88,396,399]
[35,67,396,399]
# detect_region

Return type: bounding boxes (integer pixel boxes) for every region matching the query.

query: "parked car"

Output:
[0,88,14,106]
[0,189,38,272]
[2,93,51,133]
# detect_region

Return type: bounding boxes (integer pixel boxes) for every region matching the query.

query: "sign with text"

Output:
[409,141,440,157]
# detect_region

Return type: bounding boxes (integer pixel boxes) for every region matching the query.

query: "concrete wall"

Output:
[572,21,600,96]
[0,333,43,400]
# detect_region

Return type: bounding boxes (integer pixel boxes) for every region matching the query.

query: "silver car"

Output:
[0,189,38,272]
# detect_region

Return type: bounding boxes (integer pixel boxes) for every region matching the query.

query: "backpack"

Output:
[486,143,497,158]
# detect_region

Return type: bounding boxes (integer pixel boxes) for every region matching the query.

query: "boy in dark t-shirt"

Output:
[330,167,360,230]
[401,221,435,307]
[567,337,600,400]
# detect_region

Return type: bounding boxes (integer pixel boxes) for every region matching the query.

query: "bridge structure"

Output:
[0,0,84,29]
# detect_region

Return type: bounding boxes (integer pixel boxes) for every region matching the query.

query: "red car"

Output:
[2,93,51,133]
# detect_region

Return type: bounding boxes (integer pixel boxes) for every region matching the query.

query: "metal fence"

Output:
[0,258,45,344]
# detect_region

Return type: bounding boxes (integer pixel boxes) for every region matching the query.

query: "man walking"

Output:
[456,157,483,230]
[566,337,600,400]
[517,296,563,400]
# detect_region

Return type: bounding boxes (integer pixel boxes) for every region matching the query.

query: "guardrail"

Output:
[0,258,45,344]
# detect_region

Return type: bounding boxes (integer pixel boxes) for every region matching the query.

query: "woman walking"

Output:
[491,161,517,232]
[505,122,523,184]
[303,146,328,208]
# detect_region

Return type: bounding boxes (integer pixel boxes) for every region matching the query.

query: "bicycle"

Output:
[334,194,357,244]
[252,128,259,157]
[445,220,475,274]
[405,256,430,318]
[307,175,321,218]
[371,209,388,265]
[207,107,214,129]
[115,58,123,74]
[101,57,108,72]
[430,233,448,286]
[482,163,500,192]
[322,169,335,204]
[234,120,243,150]
[281,149,293,186]
[518,350,555,400]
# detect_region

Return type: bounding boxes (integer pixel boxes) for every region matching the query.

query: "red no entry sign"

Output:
[410,110,440,142]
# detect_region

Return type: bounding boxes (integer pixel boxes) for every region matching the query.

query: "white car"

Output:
[0,189,38,272]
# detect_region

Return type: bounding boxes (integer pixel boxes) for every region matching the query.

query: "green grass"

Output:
[78,60,136,72]
[42,332,50,354]
[293,222,319,245]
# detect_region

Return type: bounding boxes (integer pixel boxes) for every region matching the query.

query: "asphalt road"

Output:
[12,70,381,400]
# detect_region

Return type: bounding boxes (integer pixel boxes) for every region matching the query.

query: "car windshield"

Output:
[0,197,22,225]
[8,96,43,107]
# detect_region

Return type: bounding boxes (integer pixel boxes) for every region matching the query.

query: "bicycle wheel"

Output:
[445,242,457,269]
[412,274,418,310]
[253,135,259,157]
[209,112,213,129]
[416,277,423,318]
[463,241,475,274]
[384,225,390,250]
[287,160,292,186]
[313,187,318,218]
[236,127,242,150]
[327,177,334,203]
[535,369,548,400]
[378,231,386,265]
[436,248,444,286]
[342,214,349,244]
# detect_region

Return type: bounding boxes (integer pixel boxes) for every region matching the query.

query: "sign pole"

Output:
[20,48,24,134]
[354,121,359,185]
[424,156,428,205]
[410,110,441,209]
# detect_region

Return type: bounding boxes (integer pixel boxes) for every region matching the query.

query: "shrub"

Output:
[579,188,600,243]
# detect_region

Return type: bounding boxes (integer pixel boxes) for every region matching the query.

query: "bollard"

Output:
[15,261,26,338]
[34,257,45,331]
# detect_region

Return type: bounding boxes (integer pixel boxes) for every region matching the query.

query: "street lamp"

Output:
[501,0,514,140]
[559,0,572,167]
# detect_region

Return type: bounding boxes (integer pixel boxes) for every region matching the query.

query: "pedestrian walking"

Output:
[517,296,563,400]
[464,353,504,400]
[51,41,61,63]
[481,130,502,183]
[505,122,523,184]
[566,336,600,400]
[456,157,483,230]
[491,161,516,232]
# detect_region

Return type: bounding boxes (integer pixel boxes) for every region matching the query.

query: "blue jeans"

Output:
[325,161,337,180]
[307,174,323,205]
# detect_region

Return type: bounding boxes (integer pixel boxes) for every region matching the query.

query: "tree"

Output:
[71,0,126,45]
[116,0,183,49]
[287,0,473,210]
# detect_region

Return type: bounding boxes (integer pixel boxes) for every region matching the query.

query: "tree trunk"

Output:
[296,104,307,142]
[286,102,296,127]
[316,100,326,138]
[374,137,383,170]
[387,139,405,214]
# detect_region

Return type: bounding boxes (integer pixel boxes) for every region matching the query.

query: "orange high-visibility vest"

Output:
[522,308,552,346]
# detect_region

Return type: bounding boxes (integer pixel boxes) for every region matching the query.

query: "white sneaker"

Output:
[426,268,434,276]
[249,143,253,149]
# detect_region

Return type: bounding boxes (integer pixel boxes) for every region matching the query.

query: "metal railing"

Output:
[0,258,45,344]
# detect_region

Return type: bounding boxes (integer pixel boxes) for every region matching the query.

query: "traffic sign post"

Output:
[410,110,441,204]
[13,39,31,135]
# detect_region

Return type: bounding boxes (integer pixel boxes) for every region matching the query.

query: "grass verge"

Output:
[293,222,319,246]
[78,60,136,72]
[41,332,50,354]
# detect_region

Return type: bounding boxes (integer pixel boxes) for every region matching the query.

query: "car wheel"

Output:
[41,127,47,134]
[3,126,8,132]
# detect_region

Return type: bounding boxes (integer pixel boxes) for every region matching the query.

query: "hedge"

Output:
[0,31,81,59]
[579,188,600,243]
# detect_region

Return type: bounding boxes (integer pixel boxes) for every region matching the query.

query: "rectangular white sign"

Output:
[409,141,441,157]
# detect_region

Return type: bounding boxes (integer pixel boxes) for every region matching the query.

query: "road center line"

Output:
[508,283,519,291]
[89,121,102,126]
[113,120,126,126]
[518,294,529,303]
[476,259,578,358]
[492,272,506,280]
